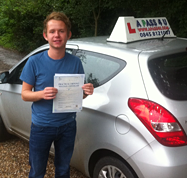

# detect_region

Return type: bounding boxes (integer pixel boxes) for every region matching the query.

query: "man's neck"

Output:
[48,47,65,60]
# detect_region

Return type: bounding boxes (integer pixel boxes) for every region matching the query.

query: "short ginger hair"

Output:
[43,12,71,34]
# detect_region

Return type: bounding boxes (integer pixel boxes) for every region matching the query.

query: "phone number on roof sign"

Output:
[140,30,170,38]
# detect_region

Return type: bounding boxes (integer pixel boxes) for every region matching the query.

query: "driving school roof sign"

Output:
[107,17,175,43]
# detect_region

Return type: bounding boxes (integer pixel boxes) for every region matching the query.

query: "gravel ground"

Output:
[0,47,88,178]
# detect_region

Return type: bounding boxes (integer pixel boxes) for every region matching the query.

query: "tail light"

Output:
[128,98,187,147]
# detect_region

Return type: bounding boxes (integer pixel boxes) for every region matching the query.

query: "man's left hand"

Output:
[82,83,94,97]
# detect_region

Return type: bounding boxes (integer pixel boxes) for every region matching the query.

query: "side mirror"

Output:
[0,71,9,84]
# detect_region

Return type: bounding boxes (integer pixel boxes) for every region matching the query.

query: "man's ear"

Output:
[43,32,48,41]
[68,31,72,40]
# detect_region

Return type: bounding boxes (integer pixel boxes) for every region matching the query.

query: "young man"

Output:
[20,12,94,178]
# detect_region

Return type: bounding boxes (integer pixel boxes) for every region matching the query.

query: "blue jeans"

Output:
[29,120,76,178]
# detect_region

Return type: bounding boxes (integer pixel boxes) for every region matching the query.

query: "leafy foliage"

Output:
[0,0,186,53]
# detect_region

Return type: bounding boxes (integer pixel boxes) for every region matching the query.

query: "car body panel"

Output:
[129,141,187,178]
[0,84,32,139]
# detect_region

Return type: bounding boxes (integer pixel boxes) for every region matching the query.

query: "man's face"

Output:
[43,20,71,50]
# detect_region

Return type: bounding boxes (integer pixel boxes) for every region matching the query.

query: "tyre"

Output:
[0,116,12,142]
[93,156,137,178]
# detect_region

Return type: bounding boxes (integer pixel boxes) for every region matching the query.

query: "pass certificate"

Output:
[53,74,85,113]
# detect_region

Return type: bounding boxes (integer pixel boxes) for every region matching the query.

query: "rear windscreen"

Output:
[148,52,187,100]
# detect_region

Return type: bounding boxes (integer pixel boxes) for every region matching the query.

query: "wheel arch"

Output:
[88,149,138,178]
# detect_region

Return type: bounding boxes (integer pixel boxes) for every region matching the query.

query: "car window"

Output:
[75,50,126,88]
[148,52,187,100]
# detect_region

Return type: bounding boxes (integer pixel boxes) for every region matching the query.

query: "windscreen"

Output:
[148,52,187,100]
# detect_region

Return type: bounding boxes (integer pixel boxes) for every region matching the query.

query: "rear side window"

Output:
[148,52,187,100]
[76,50,126,88]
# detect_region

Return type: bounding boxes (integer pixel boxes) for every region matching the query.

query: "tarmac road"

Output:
[0,47,24,73]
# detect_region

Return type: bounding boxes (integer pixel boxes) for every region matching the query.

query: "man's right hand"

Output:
[21,82,58,102]
[43,87,58,100]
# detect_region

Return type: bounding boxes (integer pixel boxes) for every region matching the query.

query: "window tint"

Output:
[148,52,187,100]
[76,50,126,88]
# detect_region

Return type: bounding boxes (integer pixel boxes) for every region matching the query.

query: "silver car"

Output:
[0,17,187,178]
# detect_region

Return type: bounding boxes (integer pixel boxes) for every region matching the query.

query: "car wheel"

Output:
[93,156,136,178]
[0,116,12,141]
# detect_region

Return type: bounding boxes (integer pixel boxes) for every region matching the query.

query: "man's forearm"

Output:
[21,90,44,102]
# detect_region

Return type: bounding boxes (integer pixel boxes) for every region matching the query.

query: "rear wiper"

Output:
[161,28,170,41]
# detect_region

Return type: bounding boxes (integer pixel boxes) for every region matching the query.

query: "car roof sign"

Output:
[107,17,175,43]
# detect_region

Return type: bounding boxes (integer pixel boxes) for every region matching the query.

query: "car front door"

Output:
[0,58,32,139]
